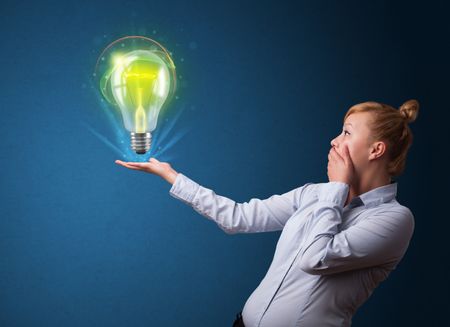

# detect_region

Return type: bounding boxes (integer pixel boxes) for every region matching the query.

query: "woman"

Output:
[115,99,419,327]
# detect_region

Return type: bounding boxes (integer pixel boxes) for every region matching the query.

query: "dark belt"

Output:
[232,311,245,327]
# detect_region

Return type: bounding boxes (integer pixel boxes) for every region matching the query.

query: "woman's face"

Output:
[330,112,378,176]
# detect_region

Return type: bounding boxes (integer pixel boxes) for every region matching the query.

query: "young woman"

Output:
[115,99,419,327]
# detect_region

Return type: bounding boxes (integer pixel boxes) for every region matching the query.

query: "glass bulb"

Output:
[95,36,176,154]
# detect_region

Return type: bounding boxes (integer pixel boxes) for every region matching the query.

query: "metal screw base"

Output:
[131,132,151,154]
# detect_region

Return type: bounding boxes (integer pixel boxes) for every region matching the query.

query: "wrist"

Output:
[164,169,178,185]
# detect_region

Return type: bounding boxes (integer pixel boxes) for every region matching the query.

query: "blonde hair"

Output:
[344,99,419,178]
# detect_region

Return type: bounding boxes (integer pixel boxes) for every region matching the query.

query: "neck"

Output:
[345,167,392,207]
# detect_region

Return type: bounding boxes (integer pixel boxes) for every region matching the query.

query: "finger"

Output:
[342,144,352,164]
[149,157,160,163]
[116,160,139,167]
[329,148,338,161]
[126,162,146,167]
[123,165,142,170]
[332,147,343,161]
[125,162,148,169]
[116,162,142,170]
[328,150,333,161]
[115,160,129,167]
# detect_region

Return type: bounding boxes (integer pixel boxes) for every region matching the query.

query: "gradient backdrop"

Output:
[1,0,448,326]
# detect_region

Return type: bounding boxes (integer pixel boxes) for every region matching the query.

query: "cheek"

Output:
[349,143,369,166]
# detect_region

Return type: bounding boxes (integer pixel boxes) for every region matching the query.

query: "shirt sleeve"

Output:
[169,173,313,234]
[298,182,415,275]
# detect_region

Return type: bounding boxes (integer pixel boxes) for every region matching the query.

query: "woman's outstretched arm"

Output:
[169,172,313,234]
[115,157,312,234]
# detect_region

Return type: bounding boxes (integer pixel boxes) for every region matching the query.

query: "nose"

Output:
[330,137,338,148]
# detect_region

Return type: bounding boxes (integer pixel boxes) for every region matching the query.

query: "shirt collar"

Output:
[348,180,398,209]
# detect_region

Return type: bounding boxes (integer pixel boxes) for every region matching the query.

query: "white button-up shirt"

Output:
[169,173,415,327]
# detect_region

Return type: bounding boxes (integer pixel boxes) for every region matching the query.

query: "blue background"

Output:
[0,0,447,326]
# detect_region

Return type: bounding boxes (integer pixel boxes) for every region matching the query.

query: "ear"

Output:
[368,141,386,161]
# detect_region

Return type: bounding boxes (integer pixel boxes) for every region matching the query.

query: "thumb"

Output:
[149,157,160,163]
[343,145,352,164]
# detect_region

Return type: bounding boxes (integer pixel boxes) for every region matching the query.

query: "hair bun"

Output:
[399,99,419,124]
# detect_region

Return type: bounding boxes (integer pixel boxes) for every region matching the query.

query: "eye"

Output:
[342,130,350,136]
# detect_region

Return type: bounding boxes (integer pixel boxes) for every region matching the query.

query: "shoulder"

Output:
[374,201,414,223]
[365,201,415,239]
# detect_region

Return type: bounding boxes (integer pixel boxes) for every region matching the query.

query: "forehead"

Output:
[344,112,372,129]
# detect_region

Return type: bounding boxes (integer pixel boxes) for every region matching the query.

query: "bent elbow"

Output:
[219,224,241,235]
[299,259,318,275]
[222,227,238,235]
[298,253,326,275]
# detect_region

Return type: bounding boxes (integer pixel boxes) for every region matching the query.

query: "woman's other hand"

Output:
[115,157,179,185]
[327,144,355,186]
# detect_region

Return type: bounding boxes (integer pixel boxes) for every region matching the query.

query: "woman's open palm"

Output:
[115,157,178,184]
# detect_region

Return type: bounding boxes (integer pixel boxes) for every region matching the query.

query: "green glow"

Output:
[100,49,174,133]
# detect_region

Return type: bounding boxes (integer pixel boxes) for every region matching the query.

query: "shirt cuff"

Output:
[318,182,349,207]
[169,173,200,205]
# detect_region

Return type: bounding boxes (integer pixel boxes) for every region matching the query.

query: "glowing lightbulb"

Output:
[95,36,176,154]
